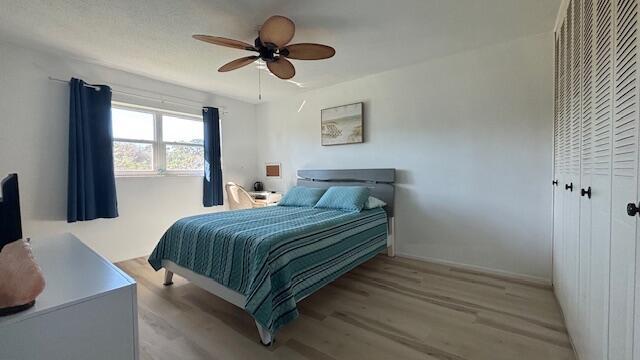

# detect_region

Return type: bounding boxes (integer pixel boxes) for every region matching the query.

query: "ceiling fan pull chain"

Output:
[258,64,262,101]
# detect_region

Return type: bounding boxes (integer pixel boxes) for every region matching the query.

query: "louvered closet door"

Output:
[563,0,583,335]
[553,33,564,308]
[609,0,639,358]
[563,15,573,314]
[578,0,595,357]
[555,21,568,313]
[589,0,614,358]
[554,24,563,303]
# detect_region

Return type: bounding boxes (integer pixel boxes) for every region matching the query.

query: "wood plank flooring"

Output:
[116,255,576,360]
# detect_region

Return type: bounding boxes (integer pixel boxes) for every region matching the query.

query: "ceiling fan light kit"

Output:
[193,15,335,81]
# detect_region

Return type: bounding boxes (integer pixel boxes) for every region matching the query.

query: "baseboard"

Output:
[395,252,552,288]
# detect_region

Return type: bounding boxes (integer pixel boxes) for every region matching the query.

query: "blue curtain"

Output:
[203,107,223,207]
[67,78,118,222]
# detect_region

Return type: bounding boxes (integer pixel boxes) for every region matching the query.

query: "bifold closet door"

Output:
[578,0,595,356]
[554,21,567,311]
[551,37,562,310]
[610,0,639,358]
[558,17,572,315]
[563,0,583,335]
[589,0,614,358]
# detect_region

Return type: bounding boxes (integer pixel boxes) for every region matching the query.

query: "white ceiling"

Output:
[0,0,560,103]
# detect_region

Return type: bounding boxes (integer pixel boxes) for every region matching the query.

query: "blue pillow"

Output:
[314,186,371,212]
[278,186,326,207]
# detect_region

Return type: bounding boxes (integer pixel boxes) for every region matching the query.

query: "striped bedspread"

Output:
[148,205,388,333]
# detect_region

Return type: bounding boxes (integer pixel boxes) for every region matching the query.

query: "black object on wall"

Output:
[0,174,23,251]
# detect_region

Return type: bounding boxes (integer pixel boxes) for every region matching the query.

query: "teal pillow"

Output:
[278,186,326,207]
[363,196,387,209]
[314,186,371,212]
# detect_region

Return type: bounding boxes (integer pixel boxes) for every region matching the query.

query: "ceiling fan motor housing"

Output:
[255,37,277,62]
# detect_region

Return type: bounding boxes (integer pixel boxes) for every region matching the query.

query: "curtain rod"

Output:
[48,76,228,115]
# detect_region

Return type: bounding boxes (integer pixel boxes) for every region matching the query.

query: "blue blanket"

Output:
[148,206,388,333]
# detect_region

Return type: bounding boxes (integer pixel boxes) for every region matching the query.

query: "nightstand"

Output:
[249,191,283,206]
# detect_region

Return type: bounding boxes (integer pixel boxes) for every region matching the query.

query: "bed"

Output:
[148,169,396,345]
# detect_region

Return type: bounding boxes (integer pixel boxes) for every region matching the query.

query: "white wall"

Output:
[0,40,258,262]
[255,32,554,282]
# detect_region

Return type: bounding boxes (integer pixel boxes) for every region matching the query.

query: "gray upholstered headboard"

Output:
[297,169,396,217]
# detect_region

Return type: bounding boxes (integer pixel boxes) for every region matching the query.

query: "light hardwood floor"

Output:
[117,255,576,360]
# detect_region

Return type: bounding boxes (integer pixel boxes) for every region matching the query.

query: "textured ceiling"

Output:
[0,0,560,103]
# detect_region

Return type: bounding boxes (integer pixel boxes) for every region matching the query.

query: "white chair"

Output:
[225,182,263,210]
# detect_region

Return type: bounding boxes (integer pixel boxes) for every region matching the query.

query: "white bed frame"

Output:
[161,169,396,345]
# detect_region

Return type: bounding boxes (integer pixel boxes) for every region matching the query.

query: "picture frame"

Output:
[321,102,364,146]
[265,162,281,178]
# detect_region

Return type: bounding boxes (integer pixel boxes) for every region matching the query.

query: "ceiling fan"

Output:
[193,15,335,80]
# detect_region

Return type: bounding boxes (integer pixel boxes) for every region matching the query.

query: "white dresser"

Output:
[0,233,138,360]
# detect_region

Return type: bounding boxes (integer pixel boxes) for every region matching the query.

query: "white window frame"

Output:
[112,102,205,177]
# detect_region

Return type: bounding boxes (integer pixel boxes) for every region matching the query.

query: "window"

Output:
[112,104,205,176]
[162,115,204,171]
[112,108,155,172]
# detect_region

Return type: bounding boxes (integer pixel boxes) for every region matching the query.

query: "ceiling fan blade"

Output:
[218,56,259,72]
[267,57,296,79]
[283,43,336,60]
[259,16,295,48]
[193,35,257,51]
